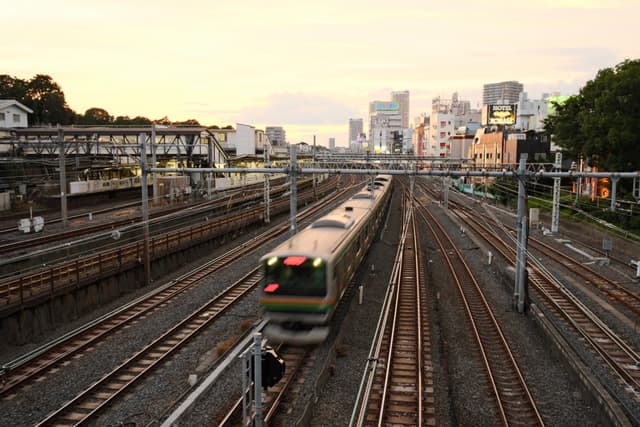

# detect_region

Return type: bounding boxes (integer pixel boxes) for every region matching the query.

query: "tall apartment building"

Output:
[265,126,286,147]
[329,137,336,150]
[482,81,523,105]
[349,118,363,144]
[368,101,402,154]
[391,90,410,128]
[427,93,481,158]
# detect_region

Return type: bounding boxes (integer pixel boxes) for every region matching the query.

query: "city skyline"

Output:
[3,0,640,147]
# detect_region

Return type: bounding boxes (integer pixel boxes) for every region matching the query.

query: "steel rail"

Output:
[416,194,544,426]
[0,176,341,309]
[36,268,263,426]
[451,203,640,400]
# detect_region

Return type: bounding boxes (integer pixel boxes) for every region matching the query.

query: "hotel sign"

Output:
[487,104,517,125]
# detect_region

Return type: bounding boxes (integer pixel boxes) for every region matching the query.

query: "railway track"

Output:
[0,177,339,311]
[36,268,263,426]
[425,178,639,275]
[352,196,436,426]
[0,178,292,256]
[461,208,640,319]
[0,179,357,399]
[217,345,314,426]
[451,204,640,409]
[0,177,290,238]
[420,179,640,320]
[416,195,544,425]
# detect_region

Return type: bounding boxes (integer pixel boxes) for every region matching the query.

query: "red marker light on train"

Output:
[264,283,280,293]
[283,256,306,266]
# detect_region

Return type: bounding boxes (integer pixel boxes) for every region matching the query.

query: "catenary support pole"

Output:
[139,133,152,287]
[610,176,619,212]
[253,333,263,427]
[206,132,213,198]
[264,144,270,224]
[289,145,297,236]
[151,125,158,205]
[551,152,561,233]
[313,135,317,200]
[57,126,68,229]
[443,176,449,209]
[515,154,528,313]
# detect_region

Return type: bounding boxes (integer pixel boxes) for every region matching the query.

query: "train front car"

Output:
[260,250,333,345]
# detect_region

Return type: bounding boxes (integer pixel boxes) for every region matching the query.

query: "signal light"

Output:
[267,256,278,266]
[264,283,279,293]
[313,257,323,267]
[284,256,306,266]
[262,347,286,389]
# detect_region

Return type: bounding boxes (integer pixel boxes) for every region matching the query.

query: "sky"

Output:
[3,0,640,147]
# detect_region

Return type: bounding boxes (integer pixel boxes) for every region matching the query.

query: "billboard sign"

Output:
[487,104,517,125]
[374,101,399,111]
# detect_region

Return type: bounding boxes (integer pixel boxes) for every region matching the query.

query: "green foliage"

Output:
[173,119,201,126]
[0,75,28,102]
[77,108,113,125]
[1,74,75,125]
[544,59,640,172]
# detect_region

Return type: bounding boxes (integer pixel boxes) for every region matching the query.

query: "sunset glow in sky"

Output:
[3,0,640,146]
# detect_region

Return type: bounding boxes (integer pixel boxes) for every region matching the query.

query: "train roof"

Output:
[261,182,390,262]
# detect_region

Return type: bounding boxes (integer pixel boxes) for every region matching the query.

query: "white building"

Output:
[368,101,402,154]
[427,94,481,158]
[0,100,33,128]
[265,126,286,147]
[514,92,563,132]
[211,123,267,156]
[428,112,455,157]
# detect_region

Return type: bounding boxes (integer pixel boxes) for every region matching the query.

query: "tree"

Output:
[154,116,171,126]
[129,116,152,125]
[24,74,75,125]
[544,59,640,172]
[173,119,200,126]
[0,75,28,103]
[77,108,113,125]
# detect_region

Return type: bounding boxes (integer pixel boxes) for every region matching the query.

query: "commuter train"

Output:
[259,175,393,345]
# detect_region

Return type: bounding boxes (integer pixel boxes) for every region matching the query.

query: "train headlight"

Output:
[267,256,278,266]
[313,257,323,267]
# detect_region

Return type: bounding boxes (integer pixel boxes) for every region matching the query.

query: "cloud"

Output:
[548,47,622,72]
[537,0,630,9]
[186,93,360,126]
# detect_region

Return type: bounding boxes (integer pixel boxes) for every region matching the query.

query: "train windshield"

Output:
[263,256,327,297]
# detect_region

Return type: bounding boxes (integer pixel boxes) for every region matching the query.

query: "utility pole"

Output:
[57,126,68,229]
